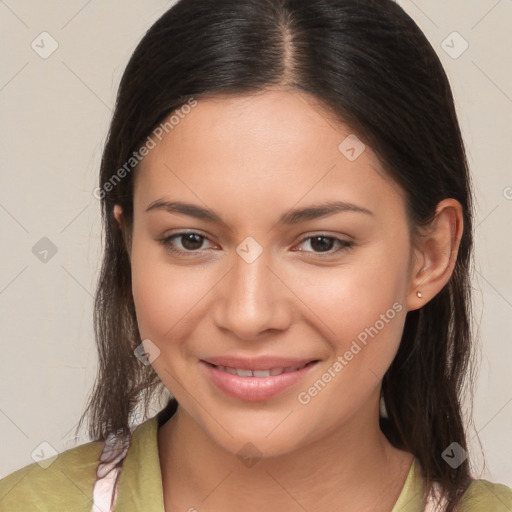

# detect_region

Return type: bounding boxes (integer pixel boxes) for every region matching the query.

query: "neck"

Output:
[157,397,414,512]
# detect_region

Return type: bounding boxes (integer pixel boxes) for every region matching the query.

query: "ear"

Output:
[406,198,464,311]
[113,204,123,227]
[113,204,133,259]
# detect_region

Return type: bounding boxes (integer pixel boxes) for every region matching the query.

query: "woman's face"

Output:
[127,88,419,456]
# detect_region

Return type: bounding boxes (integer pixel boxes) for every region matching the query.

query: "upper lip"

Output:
[201,356,318,371]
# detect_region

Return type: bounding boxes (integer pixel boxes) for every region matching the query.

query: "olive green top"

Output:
[1,410,511,512]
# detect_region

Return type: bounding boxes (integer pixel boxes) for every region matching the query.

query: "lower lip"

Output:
[199,360,318,402]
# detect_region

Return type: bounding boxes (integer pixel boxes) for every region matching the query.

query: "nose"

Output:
[212,248,293,340]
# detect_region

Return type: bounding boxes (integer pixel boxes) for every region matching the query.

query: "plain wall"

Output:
[0,0,511,485]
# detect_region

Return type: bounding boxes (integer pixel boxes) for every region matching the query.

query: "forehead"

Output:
[133,88,406,226]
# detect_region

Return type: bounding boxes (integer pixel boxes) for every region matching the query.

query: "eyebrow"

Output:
[145,199,374,227]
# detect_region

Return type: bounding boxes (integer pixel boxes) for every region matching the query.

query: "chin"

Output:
[195,410,315,460]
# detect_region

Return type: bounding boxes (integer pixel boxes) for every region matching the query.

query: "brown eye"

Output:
[158,231,214,255]
[294,235,353,256]
[309,236,336,252]
[176,233,205,251]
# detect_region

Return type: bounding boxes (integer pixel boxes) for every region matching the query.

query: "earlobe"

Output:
[114,204,124,227]
[406,199,464,311]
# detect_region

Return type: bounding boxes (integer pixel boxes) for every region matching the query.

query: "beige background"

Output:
[0,0,511,485]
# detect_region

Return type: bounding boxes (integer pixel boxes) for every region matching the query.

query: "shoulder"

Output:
[460,478,512,511]
[0,439,104,512]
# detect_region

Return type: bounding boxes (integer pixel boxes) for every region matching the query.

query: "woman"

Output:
[1,0,510,511]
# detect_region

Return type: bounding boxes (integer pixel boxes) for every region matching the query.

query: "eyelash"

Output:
[157,231,354,258]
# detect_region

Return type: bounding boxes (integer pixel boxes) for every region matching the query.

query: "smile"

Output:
[199,360,319,401]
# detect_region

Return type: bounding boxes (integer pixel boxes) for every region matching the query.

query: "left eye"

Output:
[294,235,353,255]
[158,232,353,256]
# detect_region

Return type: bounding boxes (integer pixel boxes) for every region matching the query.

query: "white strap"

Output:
[90,434,130,512]
[424,482,448,512]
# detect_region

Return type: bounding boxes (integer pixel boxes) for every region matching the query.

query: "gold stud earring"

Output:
[416,291,422,298]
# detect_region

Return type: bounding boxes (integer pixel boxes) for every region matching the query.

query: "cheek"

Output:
[130,240,221,354]
[299,246,409,322]
[131,264,196,340]
[296,247,409,371]
[130,255,206,384]
[294,269,407,422]
[130,237,190,339]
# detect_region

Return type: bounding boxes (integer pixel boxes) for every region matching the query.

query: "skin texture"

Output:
[114,87,463,512]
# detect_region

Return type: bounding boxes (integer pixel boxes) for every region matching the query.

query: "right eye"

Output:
[158,231,217,256]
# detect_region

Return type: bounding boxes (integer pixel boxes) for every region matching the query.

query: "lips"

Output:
[199,356,320,401]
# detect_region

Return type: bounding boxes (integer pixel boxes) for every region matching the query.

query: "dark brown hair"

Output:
[76,0,479,509]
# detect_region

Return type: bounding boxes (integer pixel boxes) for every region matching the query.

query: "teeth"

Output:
[253,370,271,377]
[215,362,309,377]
